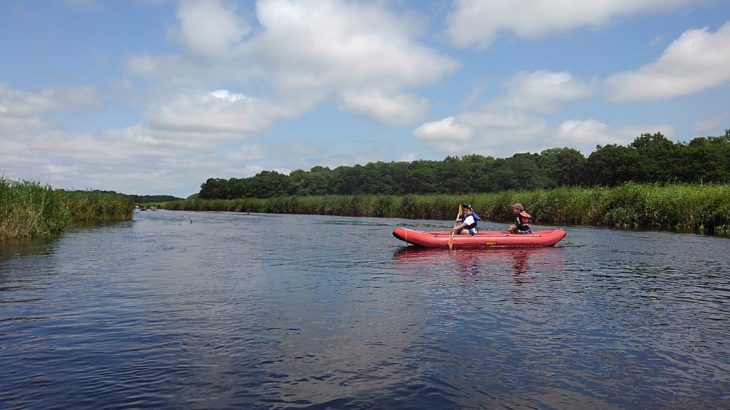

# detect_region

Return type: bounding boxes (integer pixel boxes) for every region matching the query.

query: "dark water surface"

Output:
[1,211,728,409]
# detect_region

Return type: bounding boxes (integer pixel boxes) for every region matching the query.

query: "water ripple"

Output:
[1,212,729,408]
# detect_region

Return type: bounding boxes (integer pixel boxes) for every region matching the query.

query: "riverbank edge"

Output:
[157,183,730,238]
[0,180,135,241]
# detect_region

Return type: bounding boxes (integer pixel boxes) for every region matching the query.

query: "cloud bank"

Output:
[606,21,730,101]
[447,0,697,49]
[412,69,674,156]
[131,0,457,132]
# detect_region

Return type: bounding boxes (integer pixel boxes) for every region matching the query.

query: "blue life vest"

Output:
[462,212,481,229]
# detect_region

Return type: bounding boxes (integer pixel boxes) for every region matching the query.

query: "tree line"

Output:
[127,194,183,203]
[52,190,183,204]
[199,130,730,199]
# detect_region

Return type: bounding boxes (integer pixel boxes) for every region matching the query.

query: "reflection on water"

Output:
[393,247,567,293]
[393,246,565,274]
[0,237,54,260]
[0,211,729,408]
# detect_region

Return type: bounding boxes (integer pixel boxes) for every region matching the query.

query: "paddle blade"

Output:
[448,204,462,250]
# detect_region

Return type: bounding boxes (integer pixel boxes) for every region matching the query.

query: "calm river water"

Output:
[1,210,728,409]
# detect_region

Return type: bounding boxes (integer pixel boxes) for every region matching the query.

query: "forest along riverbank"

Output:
[0,179,134,241]
[158,183,730,237]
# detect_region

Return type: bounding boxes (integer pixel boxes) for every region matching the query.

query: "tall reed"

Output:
[58,190,134,223]
[0,179,65,240]
[0,179,134,241]
[158,183,730,237]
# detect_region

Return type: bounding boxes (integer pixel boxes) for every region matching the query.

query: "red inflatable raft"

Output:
[392,227,566,249]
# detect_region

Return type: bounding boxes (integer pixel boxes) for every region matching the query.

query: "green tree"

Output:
[199,178,230,199]
[630,132,682,182]
[195,130,730,198]
[500,153,552,190]
[586,144,641,186]
[685,135,730,183]
[246,171,289,197]
[538,147,587,186]
[405,166,438,193]
[436,156,463,193]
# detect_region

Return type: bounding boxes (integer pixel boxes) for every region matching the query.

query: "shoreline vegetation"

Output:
[159,183,730,238]
[3,132,729,240]
[165,131,730,238]
[0,179,134,241]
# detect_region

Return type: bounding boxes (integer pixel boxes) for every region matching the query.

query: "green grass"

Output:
[0,179,134,241]
[157,183,730,237]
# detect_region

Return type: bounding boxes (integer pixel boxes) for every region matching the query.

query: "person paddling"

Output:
[452,204,481,235]
[508,203,532,234]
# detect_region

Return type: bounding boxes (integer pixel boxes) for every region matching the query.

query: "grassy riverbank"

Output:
[0,179,134,241]
[160,183,730,237]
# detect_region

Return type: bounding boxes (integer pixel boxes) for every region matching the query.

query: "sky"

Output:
[1,0,729,197]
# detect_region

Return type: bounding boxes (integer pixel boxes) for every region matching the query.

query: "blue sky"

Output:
[1,0,729,196]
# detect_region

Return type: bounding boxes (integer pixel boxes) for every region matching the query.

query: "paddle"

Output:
[448,204,463,250]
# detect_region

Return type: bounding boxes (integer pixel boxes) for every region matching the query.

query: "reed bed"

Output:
[160,183,730,237]
[0,179,134,241]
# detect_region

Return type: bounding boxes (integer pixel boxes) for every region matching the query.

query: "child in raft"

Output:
[452,204,481,235]
[508,203,532,234]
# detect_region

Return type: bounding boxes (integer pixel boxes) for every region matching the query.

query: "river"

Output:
[1,210,728,409]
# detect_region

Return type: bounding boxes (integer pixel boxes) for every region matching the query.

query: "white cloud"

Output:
[0,124,272,196]
[460,111,547,138]
[494,70,597,112]
[5,127,192,167]
[220,144,266,162]
[555,119,675,152]
[170,0,250,58]
[447,0,696,49]
[556,119,614,146]
[414,112,673,157]
[340,90,428,126]
[0,82,102,139]
[0,82,320,196]
[0,82,100,118]
[606,21,730,101]
[0,115,51,135]
[412,65,683,156]
[413,112,546,154]
[127,0,457,128]
[99,125,212,153]
[411,69,594,154]
[146,88,321,135]
[249,0,455,89]
[43,164,81,177]
[460,111,547,154]
[413,70,595,155]
[411,69,594,153]
[413,117,473,142]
